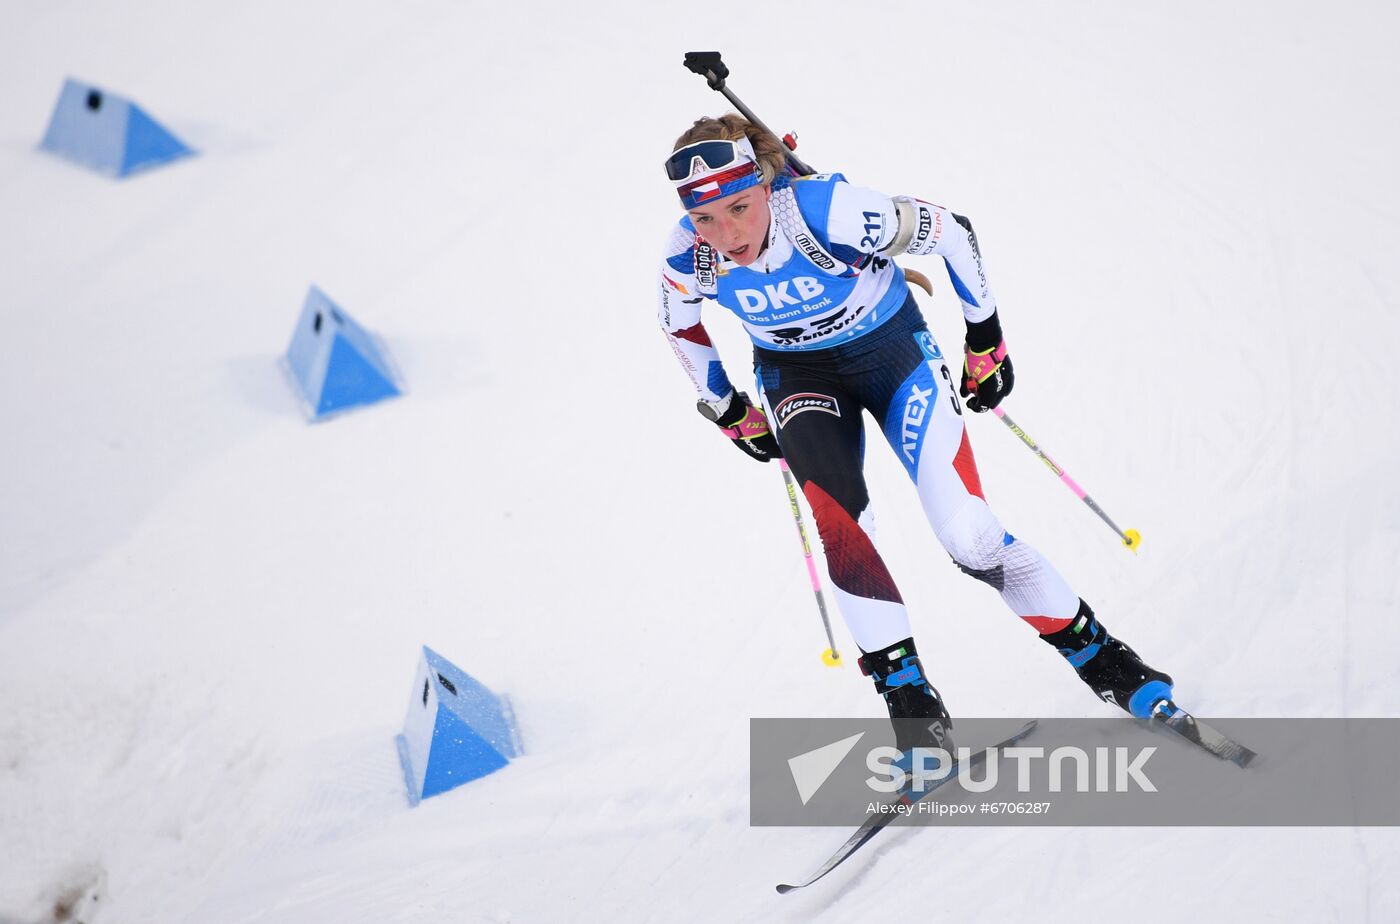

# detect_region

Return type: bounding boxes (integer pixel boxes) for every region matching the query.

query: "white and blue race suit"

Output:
[658,173,1082,657]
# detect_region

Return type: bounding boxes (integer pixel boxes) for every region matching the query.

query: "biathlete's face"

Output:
[686,184,772,266]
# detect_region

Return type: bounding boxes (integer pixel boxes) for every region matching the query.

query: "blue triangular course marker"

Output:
[395,646,522,806]
[284,286,402,421]
[121,103,194,175]
[39,78,194,178]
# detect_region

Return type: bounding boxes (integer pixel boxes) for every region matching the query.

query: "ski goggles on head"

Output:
[665,136,763,209]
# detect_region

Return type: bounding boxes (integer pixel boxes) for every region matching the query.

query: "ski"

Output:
[1149,700,1256,767]
[775,719,1038,894]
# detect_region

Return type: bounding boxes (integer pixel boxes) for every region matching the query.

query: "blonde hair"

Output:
[672,114,788,186]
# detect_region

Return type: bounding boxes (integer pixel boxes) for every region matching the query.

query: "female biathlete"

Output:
[657,114,1173,754]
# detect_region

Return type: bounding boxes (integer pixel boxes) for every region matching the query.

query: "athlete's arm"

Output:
[658,222,734,407]
[829,181,1014,410]
[827,182,997,324]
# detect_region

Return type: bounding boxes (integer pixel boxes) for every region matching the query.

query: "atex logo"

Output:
[775,393,841,428]
[901,384,934,463]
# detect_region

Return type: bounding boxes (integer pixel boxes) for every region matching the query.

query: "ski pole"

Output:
[991,408,1142,553]
[683,53,838,664]
[683,51,816,176]
[778,460,841,666]
[683,49,923,294]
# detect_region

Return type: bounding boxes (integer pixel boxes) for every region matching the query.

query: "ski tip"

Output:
[776,884,798,895]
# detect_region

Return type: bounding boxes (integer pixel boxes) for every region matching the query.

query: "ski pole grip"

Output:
[683,51,728,89]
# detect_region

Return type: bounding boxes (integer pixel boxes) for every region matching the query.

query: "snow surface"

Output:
[2,1,1399,921]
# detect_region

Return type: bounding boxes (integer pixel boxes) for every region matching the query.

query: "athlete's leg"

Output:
[756,355,950,750]
[860,316,1175,716]
[755,359,908,653]
[862,322,1079,628]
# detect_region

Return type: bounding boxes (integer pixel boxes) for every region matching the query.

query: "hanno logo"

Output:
[775,393,841,428]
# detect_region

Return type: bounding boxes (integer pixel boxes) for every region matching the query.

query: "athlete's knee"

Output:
[802,473,868,537]
[804,475,903,603]
[936,499,1009,584]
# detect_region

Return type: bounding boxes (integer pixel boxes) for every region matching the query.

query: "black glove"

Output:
[696,391,782,463]
[960,312,1014,413]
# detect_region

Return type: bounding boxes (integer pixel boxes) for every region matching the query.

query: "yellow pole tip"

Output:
[821,649,842,667]
[1123,529,1142,552]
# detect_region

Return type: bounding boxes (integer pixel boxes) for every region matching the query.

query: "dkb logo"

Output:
[735,277,826,313]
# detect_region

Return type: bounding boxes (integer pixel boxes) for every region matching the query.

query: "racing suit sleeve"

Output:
[827,181,998,324]
[658,221,734,406]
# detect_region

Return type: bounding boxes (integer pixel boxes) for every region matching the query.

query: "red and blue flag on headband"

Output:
[677,161,762,210]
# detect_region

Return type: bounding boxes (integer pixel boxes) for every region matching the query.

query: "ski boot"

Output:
[859,637,954,762]
[1040,599,1174,718]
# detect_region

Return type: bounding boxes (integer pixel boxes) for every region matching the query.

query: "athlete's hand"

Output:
[960,312,1014,413]
[697,391,782,463]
